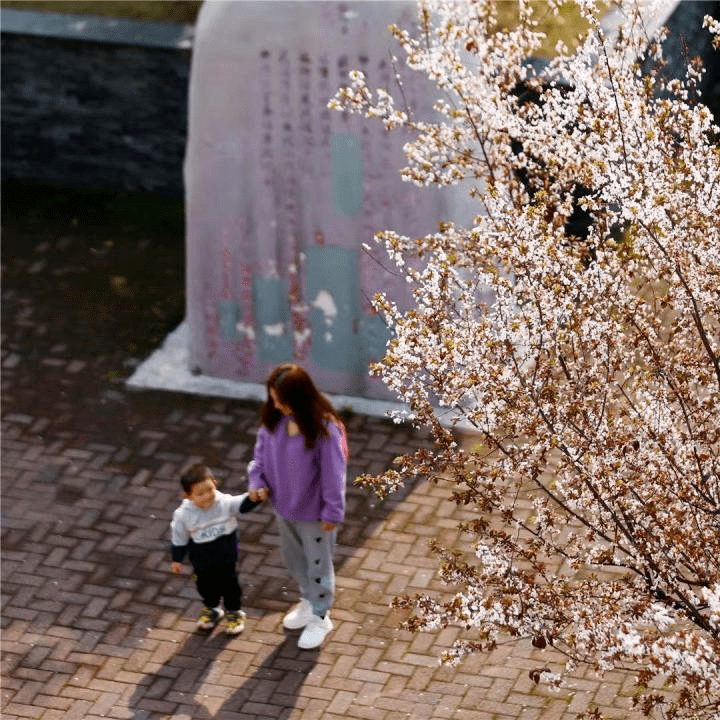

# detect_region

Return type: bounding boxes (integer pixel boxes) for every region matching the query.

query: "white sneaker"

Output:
[298,614,333,649]
[283,599,314,630]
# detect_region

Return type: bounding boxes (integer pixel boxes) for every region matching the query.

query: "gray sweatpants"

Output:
[275,515,336,618]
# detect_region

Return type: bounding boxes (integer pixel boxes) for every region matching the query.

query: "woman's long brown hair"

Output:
[261,363,343,450]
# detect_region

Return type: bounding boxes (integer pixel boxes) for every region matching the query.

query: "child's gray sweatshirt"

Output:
[170,491,259,570]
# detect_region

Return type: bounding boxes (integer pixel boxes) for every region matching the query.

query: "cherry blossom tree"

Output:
[331,1,720,718]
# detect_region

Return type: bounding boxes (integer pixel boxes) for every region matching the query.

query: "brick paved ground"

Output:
[1,182,642,720]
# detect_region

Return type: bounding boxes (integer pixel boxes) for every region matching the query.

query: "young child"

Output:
[170,464,261,635]
[248,363,348,649]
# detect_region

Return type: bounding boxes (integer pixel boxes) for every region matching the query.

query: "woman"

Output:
[248,363,348,649]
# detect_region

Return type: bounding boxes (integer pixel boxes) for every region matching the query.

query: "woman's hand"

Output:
[249,487,270,502]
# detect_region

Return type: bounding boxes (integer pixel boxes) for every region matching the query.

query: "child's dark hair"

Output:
[262,363,343,450]
[180,463,214,493]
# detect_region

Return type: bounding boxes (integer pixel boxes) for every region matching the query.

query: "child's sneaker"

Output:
[196,606,224,630]
[224,610,246,635]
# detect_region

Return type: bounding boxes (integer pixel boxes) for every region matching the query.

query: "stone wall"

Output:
[1,8,193,197]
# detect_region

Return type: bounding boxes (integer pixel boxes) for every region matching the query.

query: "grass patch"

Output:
[1,1,203,24]
[495,1,604,57]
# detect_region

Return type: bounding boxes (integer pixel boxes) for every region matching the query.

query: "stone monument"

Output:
[184,0,457,400]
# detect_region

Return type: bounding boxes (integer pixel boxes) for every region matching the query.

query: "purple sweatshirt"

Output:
[248,417,347,524]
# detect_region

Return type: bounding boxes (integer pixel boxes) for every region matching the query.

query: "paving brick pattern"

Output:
[1,185,642,719]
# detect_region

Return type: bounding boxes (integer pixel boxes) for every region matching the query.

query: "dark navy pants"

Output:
[194,561,242,612]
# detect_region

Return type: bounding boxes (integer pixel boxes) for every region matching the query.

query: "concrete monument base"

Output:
[126,320,413,420]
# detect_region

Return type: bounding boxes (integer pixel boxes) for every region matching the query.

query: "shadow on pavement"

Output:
[126,628,318,719]
[127,629,230,719]
[215,635,319,719]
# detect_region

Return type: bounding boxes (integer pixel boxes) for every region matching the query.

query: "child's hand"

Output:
[249,487,269,502]
[321,521,337,532]
[171,562,183,575]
